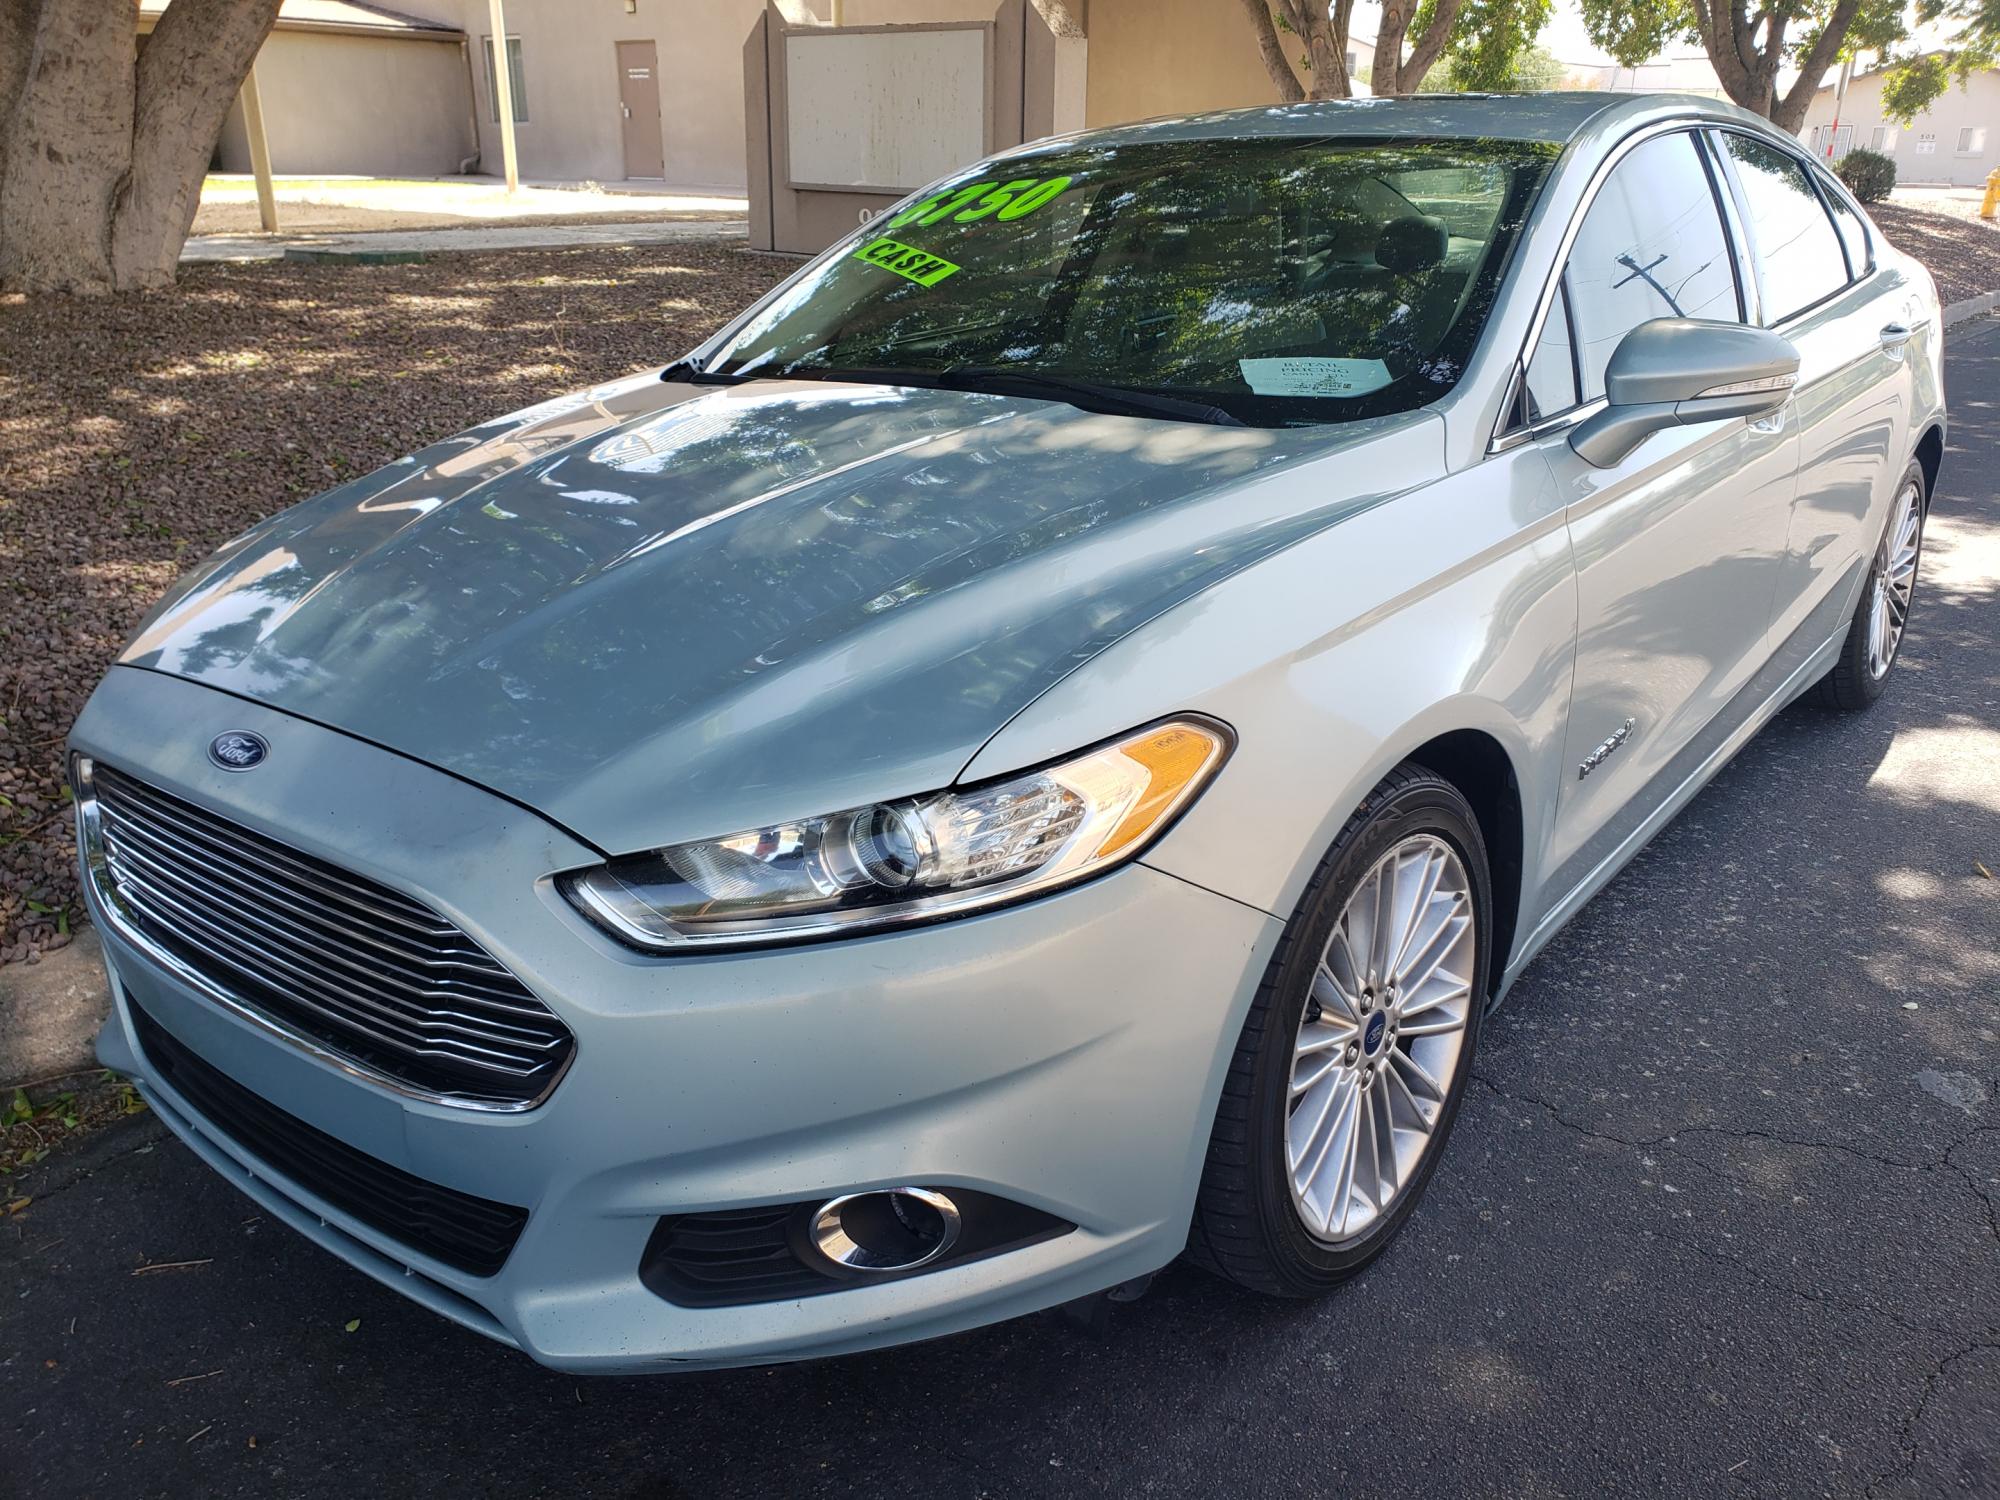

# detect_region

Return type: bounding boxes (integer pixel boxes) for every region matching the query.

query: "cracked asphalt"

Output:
[5,322,1998,1500]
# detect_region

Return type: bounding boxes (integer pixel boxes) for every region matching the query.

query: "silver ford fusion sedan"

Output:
[71,93,1943,1372]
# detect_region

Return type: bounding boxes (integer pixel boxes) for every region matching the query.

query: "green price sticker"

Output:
[853,236,961,287]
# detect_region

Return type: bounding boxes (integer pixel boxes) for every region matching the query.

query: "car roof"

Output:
[1034,92,1771,151]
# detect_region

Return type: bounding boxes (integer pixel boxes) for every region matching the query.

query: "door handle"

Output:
[621,103,631,119]
[1879,322,1913,350]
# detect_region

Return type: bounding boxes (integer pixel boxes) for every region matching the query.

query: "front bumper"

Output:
[75,667,1278,1373]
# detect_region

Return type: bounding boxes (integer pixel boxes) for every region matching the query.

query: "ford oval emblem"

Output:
[208,731,269,771]
[1363,1011,1387,1055]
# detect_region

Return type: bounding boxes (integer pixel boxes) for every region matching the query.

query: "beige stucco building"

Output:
[1799,60,1999,187]
[140,1,478,178]
[172,0,1357,192]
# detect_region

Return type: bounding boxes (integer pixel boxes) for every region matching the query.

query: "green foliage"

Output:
[1420,42,1565,91]
[1878,53,1953,121]
[1363,0,1553,92]
[1432,0,1560,89]
[1836,147,1897,202]
[1576,0,1686,71]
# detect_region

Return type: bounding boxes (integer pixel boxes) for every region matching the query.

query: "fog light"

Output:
[807,1187,962,1274]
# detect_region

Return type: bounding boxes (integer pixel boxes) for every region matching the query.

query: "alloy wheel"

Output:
[1284,834,1477,1245]
[1866,478,1923,680]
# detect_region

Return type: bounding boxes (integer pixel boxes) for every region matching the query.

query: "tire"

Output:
[1188,762,1492,1297]
[1815,459,1927,711]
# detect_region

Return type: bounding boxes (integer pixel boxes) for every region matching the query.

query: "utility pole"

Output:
[1826,52,1854,163]
[487,0,520,191]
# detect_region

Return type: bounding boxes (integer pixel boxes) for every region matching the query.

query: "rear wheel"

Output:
[1816,460,1926,711]
[1188,764,1490,1296]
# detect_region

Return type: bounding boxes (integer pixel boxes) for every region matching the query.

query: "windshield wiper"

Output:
[933,367,1246,426]
[659,357,754,385]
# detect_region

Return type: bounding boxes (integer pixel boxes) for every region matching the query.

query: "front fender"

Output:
[958,443,1579,973]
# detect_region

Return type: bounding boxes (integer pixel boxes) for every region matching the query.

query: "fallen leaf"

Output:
[1976,861,1994,880]
[5,1197,30,1215]
[343,1319,360,1333]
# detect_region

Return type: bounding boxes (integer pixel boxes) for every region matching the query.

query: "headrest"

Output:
[1376,215,1449,275]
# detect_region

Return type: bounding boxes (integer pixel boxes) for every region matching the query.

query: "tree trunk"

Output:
[0,0,281,294]
[111,0,283,289]
[1237,0,1307,102]
[0,0,132,294]
[1372,0,1466,94]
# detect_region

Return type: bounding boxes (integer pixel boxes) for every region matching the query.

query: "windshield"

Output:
[701,135,1559,426]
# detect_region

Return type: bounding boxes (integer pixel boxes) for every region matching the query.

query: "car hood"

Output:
[120,371,1439,855]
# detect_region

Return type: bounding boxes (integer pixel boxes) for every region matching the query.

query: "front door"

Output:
[617,40,665,181]
[1529,129,1800,900]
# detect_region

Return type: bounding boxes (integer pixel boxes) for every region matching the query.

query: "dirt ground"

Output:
[1869,202,2000,305]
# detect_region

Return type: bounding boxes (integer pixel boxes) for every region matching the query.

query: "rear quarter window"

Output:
[1718,135,1851,323]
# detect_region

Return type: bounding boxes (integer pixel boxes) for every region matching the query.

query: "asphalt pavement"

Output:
[5,321,1998,1500]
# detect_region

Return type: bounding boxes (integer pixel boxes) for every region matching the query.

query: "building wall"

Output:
[1798,68,2000,188]
[1084,0,1307,126]
[214,30,475,177]
[424,0,773,188]
[838,0,1315,128]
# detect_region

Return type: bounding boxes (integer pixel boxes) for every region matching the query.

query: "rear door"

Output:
[1706,130,1913,669]
[1504,127,1800,903]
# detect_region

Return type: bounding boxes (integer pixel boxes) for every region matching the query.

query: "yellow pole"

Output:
[239,64,279,232]
[486,0,520,192]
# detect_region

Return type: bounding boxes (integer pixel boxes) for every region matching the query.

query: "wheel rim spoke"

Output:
[1868,485,1922,680]
[1285,832,1476,1246]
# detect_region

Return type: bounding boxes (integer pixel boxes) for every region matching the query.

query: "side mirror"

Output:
[1570,318,1799,468]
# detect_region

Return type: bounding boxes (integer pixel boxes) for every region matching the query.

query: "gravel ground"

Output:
[0,207,1995,961]
[1870,202,2000,305]
[0,240,790,962]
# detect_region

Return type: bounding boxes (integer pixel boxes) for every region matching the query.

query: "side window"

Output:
[1719,135,1849,323]
[1563,132,1740,401]
[1523,278,1578,420]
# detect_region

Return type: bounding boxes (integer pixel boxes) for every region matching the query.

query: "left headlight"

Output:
[561,717,1232,951]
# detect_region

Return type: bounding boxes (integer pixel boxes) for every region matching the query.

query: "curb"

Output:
[1944,288,2000,327]
[0,927,108,1089]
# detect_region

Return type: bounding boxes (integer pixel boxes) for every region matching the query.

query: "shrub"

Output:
[1837,148,1896,203]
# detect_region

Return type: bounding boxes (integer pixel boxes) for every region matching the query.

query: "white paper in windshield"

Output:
[1238,356,1392,398]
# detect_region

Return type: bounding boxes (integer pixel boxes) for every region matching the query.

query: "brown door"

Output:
[616,40,665,180]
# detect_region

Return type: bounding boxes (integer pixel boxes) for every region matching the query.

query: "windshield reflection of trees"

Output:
[719,138,1556,424]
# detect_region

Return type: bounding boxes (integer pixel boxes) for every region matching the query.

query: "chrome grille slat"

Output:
[87,763,573,1107]
[99,770,469,943]
[104,849,563,1060]
[99,814,558,1016]
[112,870,550,1076]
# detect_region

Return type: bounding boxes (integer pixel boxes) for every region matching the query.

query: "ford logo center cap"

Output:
[208,731,269,770]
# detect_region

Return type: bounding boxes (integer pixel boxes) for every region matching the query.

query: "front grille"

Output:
[87,762,572,1108]
[131,998,528,1276]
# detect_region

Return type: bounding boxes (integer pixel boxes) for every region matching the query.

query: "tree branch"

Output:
[1402,0,1470,89]
[1237,0,1307,101]
[1774,0,1865,130]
